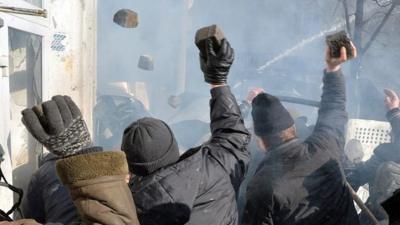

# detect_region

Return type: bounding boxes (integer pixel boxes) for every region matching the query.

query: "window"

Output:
[0,0,48,213]
[8,28,42,193]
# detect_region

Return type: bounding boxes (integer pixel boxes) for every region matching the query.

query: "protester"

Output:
[348,89,400,190]
[121,38,250,225]
[346,89,400,225]
[242,44,360,225]
[22,153,78,224]
[18,95,139,225]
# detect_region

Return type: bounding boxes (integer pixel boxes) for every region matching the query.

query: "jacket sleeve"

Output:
[204,86,251,190]
[306,70,348,159]
[22,174,45,223]
[386,108,400,143]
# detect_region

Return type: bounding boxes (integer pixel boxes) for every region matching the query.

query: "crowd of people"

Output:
[0,32,399,225]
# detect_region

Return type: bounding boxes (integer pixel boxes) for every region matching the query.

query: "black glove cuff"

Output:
[204,74,227,85]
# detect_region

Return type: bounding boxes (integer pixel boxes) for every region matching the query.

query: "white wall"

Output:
[45,0,97,130]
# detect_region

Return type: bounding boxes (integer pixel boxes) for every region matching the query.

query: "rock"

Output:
[113,9,138,28]
[195,24,225,55]
[138,54,154,71]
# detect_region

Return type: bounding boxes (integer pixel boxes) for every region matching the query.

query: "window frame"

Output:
[0,0,50,101]
[0,0,49,178]
[0,0,49,27]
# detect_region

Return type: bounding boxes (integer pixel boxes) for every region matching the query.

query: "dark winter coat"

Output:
[242,70,360,225]
[129,86,251,225]
[22,153,78,224]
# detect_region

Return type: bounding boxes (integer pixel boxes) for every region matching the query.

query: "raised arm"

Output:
[239,88,265,119]
[21,96,140,225]
[199,38,250,189]
[307,43,357,158]
[348,89,400,189]
[384,89,400,143]
[208,85,250,155]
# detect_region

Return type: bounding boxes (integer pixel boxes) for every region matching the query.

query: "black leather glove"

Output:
[200,38,234,85]
[21,95,92,157]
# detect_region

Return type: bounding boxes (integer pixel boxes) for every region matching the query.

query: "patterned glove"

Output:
[199,38,234,85]
[21,95,92,157]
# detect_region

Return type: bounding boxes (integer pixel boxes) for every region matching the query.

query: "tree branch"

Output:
[342,0,352,35]
[362,3,396,54]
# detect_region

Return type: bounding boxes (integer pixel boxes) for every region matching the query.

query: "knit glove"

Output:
[200,38,234,85]
[21,95,92,157]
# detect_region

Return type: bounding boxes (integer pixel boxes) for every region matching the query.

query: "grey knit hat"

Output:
[121,117,180,176]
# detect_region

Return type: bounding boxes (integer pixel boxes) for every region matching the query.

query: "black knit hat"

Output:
[121,117,180,176]
[251,93,294,136]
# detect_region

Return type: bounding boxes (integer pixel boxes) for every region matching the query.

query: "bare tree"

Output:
[341,0,399,116]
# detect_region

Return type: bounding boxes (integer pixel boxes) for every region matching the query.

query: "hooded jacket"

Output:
[242,70,359,225]
[129,86,251,225]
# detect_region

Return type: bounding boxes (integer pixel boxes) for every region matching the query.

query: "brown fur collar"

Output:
[56,151,129,185]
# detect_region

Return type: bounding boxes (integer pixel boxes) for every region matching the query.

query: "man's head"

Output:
[251,93,297,151]
[121,117,180,176]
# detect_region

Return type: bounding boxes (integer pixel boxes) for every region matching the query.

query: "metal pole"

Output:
[276,96,320,108]
[346,182,380,225]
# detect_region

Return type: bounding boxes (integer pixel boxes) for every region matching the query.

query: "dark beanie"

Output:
[121,117,180,176]
[251,93,294,136]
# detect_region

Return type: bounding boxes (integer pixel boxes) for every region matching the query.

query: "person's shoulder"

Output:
[179,146,203,161]
[131,152,204,204]
[136,148,203,186]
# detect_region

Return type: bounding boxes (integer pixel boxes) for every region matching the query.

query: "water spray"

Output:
[257,16,355,73]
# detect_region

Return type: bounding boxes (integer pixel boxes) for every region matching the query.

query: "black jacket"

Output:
[22,153,78,224]
[242,70,359,225]
[129,86,250,225]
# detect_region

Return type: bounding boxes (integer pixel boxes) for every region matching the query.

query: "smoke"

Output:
[97,1,400,218]
[97,0,400,145]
